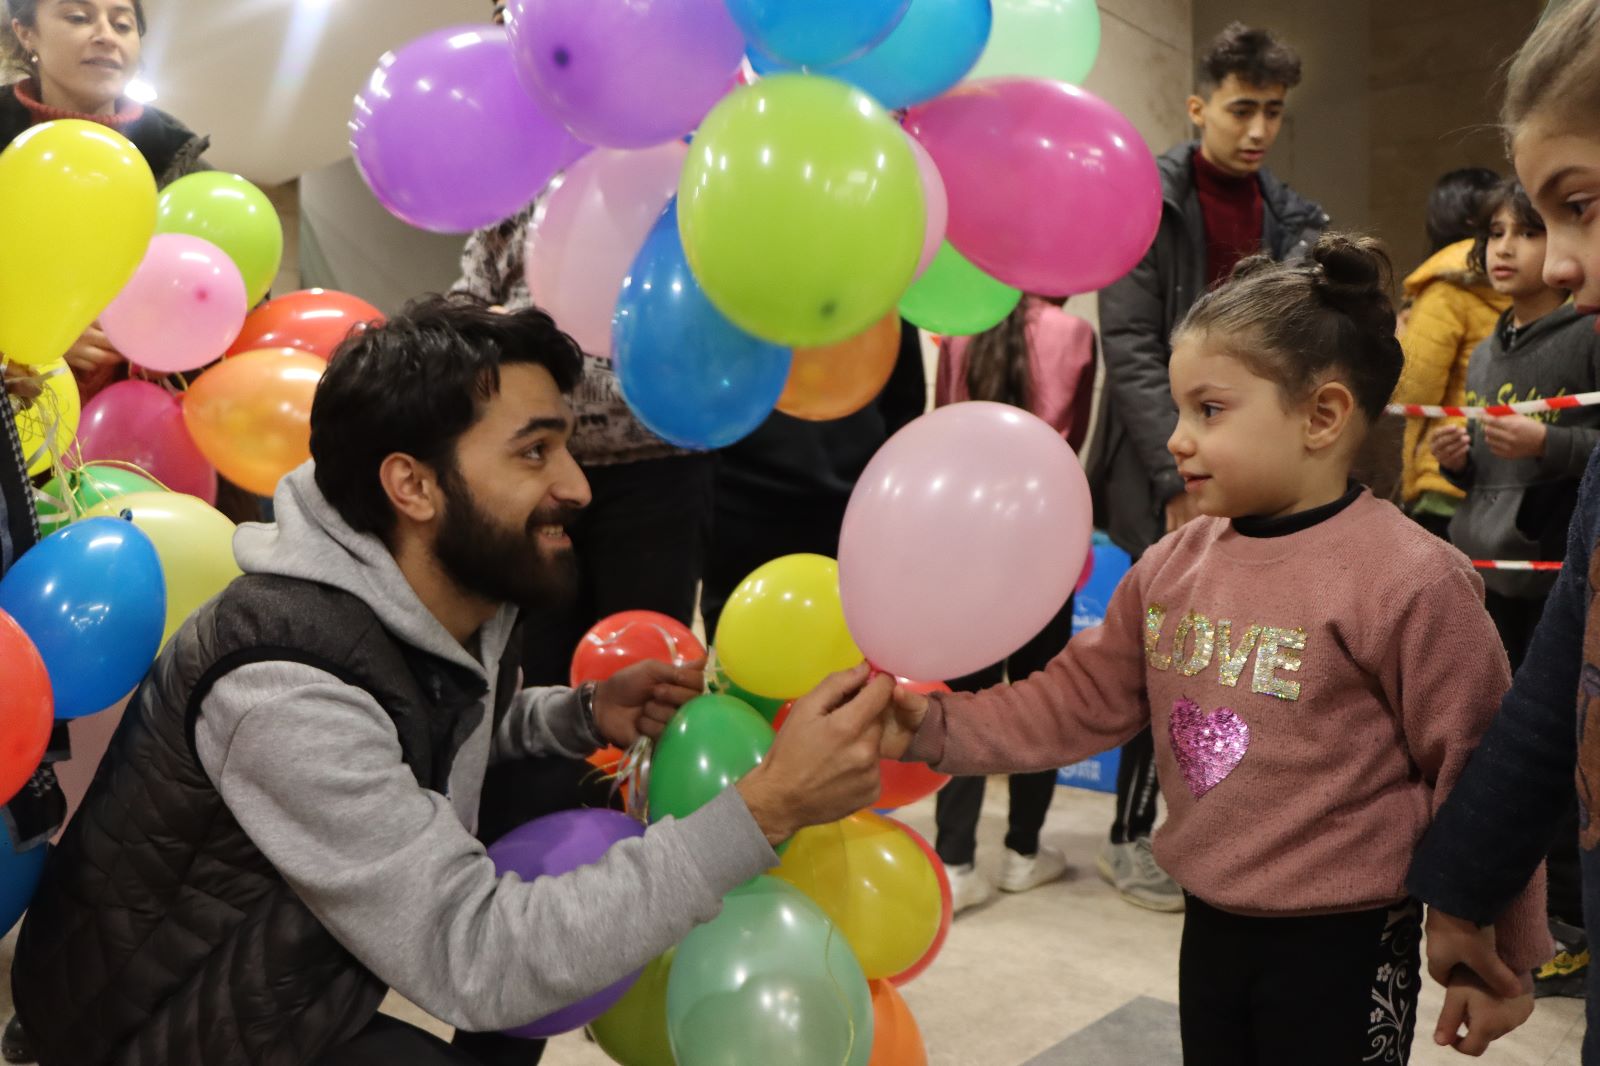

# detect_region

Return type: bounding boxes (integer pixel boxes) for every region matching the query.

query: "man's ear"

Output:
[379,453,443,525]
[1187,92,1207,132]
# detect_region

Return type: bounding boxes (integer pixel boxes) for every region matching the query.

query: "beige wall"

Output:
[1367,0,1542,273]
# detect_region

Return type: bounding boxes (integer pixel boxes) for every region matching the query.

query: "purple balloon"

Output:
[350,26,591,234]
[486,808,647,1038]
[506,0,746,149]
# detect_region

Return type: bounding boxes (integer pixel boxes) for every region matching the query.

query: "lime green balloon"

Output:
[36,465,164,532]
[709,660,786,724]
[156,172,284,305]
[590,951,675,1066]
[667,877,872,1066]
[899,242,1021,335]
[967,0,1101,84]
[648,694,773,823]
[679,73,925,348]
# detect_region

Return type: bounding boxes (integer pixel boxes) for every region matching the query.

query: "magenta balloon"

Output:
[906,78,1160,296]
[906,133,947,280]
[505,0,746,149]
[350,26,592,234]
[101,234,248,374]
[838,401,1091,681]
[487,809,647,1037]
[76,381,217,504]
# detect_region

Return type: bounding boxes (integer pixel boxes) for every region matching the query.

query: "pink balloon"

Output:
[525,142,688,357]
[76,381,217,504]
[839,401,1091,681]
[906,133,947,280]
[101,234,248,374]
[906,78,1161,296]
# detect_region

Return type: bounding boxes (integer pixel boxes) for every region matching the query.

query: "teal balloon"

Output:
[614,202,792,449]
[748,0,992,110]
[647,695,773,822]
[667,877,873,1066]
[729,0,911,67]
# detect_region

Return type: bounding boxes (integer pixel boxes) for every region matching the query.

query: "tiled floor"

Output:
[0,783,1584,1064]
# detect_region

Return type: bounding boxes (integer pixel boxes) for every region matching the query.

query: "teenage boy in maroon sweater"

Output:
[1088,21,1327,913]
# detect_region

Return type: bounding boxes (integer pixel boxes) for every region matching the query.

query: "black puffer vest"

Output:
[12,574,520,1065]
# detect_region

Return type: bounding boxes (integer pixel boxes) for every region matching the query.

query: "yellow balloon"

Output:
[773,811,942,980]
[13,360,80,475]
[0,120,156,367]
[713,553,863,700]
[82,491,242,643]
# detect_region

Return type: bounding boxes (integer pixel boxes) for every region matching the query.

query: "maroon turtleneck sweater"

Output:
[1193,146,1264,286]
[13,78,142,130]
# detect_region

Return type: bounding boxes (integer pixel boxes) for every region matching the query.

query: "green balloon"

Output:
[591,951,675,1066]
[36,466,164,532]
[648,695,774,822]
[156,172,284,306]
[667,878,872,1066]
[900,242,1022,335]
[679,73,925,349]
[709,662,786,724]
[967,0,1101,85]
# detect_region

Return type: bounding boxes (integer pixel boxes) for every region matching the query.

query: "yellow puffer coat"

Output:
[1394,240,1511,503]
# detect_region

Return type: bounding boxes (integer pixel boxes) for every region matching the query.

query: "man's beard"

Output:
[433,467,579,611]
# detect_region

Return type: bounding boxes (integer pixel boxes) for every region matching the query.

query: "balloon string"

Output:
[9,362,75,499]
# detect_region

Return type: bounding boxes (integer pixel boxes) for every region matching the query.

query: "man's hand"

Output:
[592,658,706,746]
[881,682,932,760]
[1430,424,1471,472]
[1164,491,1201,534]
[737,664,891,846]
[1434,966,1534,1056]
[64,323,123,396]
[1483,415,1547,462]
[1424,909,1526,997]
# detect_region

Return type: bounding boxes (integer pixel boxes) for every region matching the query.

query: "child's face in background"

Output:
[1484,205,1550,299]
[1166,336,1313,520]
[1516,120,1600,310]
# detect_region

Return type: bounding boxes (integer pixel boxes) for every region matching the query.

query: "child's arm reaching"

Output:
[883,570,1150,775]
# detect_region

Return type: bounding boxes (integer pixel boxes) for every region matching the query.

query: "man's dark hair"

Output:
[1196,22,1302,95]
[310,293,583,540]
[1425,167,1501,254]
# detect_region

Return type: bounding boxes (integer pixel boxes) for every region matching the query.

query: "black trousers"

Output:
[1110,726,1160,844]
[520,454,715,686]
[699,498,848,642]
[314,1015,496,1065]
[1180,894,1422,1066]
[1484,588,1547,673]
[934,598,1073,867]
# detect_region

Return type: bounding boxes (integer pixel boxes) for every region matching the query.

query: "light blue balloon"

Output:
[0,836,46,937]
[749,0,992,110]
[614,202,792,450]
[0,517,165,719]
[727,0,911,68]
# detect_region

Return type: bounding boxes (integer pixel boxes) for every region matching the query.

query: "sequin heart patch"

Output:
[1170,697,1250,799]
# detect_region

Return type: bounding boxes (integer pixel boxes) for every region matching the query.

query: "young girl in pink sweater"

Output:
[884,234,1550,1065]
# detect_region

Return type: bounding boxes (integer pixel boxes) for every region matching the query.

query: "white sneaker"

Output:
[1096,837,1185,913]
[944,862,994,915]
[998,845,1070,893]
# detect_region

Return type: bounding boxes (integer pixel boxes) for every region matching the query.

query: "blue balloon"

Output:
[0,517,165,719]
[0,836,46,937]
[614,203,792,450]
[749,0,992,110]
[728,0,912,68]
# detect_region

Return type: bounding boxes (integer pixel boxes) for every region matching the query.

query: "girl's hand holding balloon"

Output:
[64,322,123,397]
[2,362,40,402]
[882,682,932,759]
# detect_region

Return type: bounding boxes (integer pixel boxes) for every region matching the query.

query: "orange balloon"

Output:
[182,348,325,497]
[778,311,901,421]
[227,288,384,361]
[867,979,927,1066]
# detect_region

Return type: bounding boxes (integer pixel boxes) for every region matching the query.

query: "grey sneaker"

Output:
[1096,837,1184,912]
[998,845,1069,893]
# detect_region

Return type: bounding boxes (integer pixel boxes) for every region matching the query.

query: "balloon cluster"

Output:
[351,0,1160,453]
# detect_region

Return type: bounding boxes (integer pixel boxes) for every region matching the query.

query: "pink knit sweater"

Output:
[907,490,1552,970]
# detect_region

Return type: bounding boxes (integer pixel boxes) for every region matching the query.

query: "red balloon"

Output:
[879,679,951,809]
[226,289,384,361]
[0,610,54,806]
[1076,545,1094,593]
[884,817,951,987]
[569,610,707,687]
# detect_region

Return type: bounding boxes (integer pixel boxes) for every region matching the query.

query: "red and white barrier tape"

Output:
[1387,391,1600,419]
[1471,560,1563,572]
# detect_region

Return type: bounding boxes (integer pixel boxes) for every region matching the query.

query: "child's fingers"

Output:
[1434,990,1468,1047]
